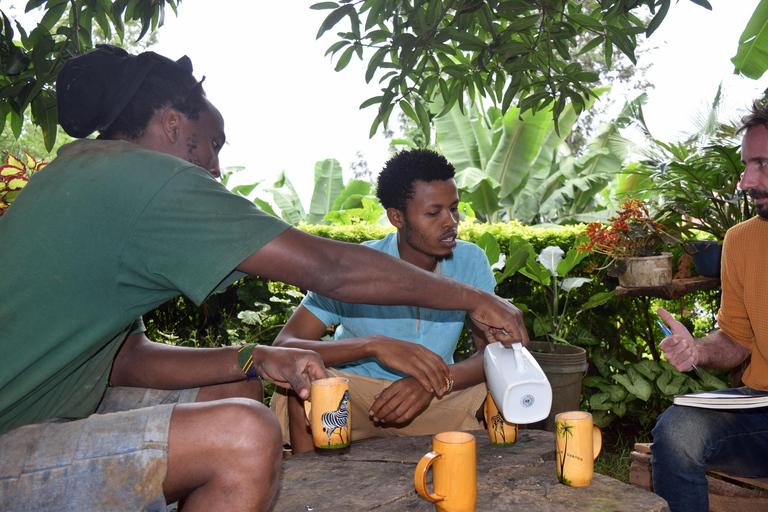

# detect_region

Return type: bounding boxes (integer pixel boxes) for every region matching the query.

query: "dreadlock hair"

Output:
[376,149,455,212]
[737,99,768,136]
[98,64,207,141]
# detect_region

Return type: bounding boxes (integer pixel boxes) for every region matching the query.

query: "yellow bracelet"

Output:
[237,343,259,380]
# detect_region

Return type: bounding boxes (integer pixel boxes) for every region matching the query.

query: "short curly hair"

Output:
[737,100,768,136]
[376,149,455,212]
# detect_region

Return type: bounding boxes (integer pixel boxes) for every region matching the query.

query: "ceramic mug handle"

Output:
[414,451,445,503]
[592,425,602,460]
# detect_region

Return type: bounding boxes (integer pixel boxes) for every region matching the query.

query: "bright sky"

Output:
[153,0,391,205]
[639,0,768,141]
[9,1,768,206]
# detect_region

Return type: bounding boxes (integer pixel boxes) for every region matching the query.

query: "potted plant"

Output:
[483,233,614,430]
[635,144,753,277]
[578,196,680,287]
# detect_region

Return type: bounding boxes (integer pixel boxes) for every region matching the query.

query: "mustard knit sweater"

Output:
[717,216,768,390]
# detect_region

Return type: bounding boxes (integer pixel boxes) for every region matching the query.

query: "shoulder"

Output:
[725,217,768,245]
[362,231,397,254]
[453,239,490,263]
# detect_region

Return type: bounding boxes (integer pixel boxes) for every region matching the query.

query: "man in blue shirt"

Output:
[271,149,496,453]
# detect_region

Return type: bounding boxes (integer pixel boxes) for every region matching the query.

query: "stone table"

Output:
[271,429,669,512]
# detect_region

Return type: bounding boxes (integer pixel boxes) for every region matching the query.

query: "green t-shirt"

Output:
[0,140,289,434]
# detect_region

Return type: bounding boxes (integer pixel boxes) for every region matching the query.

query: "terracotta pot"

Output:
[617,252,673,287]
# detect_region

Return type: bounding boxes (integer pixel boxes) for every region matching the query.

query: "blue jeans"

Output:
[651,387,768,512]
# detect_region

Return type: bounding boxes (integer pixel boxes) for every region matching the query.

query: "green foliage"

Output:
[579,287,727,429]
[434,90,623,224]
[311,0,702,139]
[309,158,345,224]
[0,1,178,151]
[222,159,385,227]
[143,278,304,348]
[482,235,614,348]
[629,144,752,241]
[731,0,768,79]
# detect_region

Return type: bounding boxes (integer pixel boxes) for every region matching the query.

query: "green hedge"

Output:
[144,221,726,428]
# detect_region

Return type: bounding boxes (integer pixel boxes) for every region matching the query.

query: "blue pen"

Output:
[657,319,701,375]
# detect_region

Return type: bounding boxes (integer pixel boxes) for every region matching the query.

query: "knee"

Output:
[210,399,282,468]
[223,399,281,445]
[652,405,711,464]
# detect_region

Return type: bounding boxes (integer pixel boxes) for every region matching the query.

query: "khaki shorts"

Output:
[0,387,198,512]
[270,368,486,446]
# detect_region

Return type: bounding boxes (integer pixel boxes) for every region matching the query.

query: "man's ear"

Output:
[161,108,182,143]
[387,207,405,229]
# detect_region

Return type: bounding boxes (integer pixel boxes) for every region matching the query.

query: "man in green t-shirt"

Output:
[0,45,528,511]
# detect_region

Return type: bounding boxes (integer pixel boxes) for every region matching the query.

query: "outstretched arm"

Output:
[109,332,327,400]
[657,307,751,372]
[237,228,528,346]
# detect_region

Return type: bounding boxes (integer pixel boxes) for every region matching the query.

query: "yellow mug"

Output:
[303,377,351,449]
[414,431,476,512]
[555,411,602,487]
[483,392,517,446]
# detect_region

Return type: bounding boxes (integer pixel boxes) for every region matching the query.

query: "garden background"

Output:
[4,0,768,482]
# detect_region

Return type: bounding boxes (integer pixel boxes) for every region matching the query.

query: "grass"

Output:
[594,421,653,484]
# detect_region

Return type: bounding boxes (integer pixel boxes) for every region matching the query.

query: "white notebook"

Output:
[674,391,768,409]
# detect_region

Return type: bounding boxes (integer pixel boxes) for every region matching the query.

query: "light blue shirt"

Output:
[301,231,496,381]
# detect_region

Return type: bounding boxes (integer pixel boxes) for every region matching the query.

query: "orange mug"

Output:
[555,411,602,487]
[303,377,351,449]
[414,431,476,512]
[483,392,517,446]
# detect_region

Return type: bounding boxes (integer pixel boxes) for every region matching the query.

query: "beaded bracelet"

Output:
[237,343,260,381]
[444,375,454,393]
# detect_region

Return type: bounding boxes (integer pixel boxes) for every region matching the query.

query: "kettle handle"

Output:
[512,342,524,369]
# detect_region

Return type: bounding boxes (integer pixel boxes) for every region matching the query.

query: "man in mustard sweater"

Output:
[652,101,768,512]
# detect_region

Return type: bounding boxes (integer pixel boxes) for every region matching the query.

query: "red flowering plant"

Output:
[0,151,48,217]
[578,197,680,275]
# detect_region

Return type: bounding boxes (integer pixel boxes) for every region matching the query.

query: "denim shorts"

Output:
[0,387,198,512]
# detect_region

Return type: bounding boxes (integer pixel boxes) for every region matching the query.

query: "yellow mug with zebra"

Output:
[304,377,351,449]
[483,392,517,446]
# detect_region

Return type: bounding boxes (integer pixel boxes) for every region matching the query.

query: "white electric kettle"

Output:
[483,342,552,423]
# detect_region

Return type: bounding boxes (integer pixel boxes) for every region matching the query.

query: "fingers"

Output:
[288,356,330,400]
[656,307,682,333]
[662,340,697,372]
[470,296,529,346]
[254,346,328,400]
[656,307,674,325]
[656,308,698,372]
[657,332,698,373]
[369,380,431,424]
[373,339,449,395]
[410,348,450,395]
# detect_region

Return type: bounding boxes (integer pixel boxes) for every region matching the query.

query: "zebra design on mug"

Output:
[322,389,350,446]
